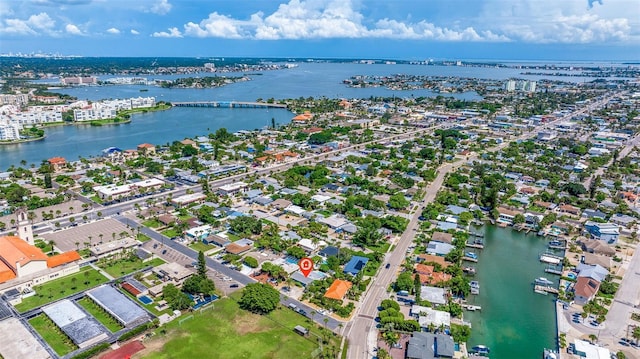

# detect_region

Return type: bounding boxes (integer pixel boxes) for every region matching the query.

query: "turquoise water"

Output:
[466,226,558,358]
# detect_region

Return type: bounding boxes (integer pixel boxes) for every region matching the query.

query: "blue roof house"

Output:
[344,256,369,276]
[584,221,619,244]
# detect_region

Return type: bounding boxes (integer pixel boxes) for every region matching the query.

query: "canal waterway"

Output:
[465,225,559,358]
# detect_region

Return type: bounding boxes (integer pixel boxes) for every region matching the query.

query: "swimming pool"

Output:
[139,295,153,305]
[567,272,577,280]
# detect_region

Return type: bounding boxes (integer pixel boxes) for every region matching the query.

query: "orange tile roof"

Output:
[0,236,48,270]
[417,254,449,267]
[0,261,16,283]
[324,279,352,301]
[292,112,314,122]
[415,264,434,275]
[48,157,66,164]
[137,143,155,148]
[47,251,81,268]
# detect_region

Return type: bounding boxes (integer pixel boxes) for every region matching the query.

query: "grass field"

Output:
[29,315,78,356]
[141,294,340,359]
[143,219,162,228]
[161,228,180,238]
[189,241,215,253]
[15,268,108,312]
[137,233,152,242]
[77,297,124,333]
[97,257,165,278]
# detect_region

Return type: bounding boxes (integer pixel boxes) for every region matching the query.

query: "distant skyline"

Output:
[1,0,639,61]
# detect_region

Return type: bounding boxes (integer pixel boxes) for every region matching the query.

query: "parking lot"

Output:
[40,218,131,252]
[141,240,242,295]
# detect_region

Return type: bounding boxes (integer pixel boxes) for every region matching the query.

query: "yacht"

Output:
[465,252,478,259]
[470,281,480,295]
[471,345,490,356]
[534,277,554,286]
[543,348,558,359]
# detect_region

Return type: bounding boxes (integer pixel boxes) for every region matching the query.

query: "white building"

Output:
[0,124,21,140]
[10,110,62,125]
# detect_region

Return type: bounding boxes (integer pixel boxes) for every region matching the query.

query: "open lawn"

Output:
[97,257,165,278]
[137,233,152,242]
[161,228,180,238]
[15,268,108,312]
[143,219,163,228]
[189,241,215,253]
[77,297,124,332]
[141,294,339,359]
[366,241,390,254]
[29,315,78,356]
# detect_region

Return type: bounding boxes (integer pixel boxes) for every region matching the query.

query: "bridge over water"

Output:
[172,101,288,109]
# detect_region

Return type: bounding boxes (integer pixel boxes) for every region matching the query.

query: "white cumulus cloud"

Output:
[65,23,82,35]
[149,0,171,15]
[106,27,120,34]
[0,12,56,35]
[183,12,246,39]
[152,26,181,38]
[130,29,140,35]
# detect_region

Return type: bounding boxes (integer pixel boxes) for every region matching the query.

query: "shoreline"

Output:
[0,135,47,146]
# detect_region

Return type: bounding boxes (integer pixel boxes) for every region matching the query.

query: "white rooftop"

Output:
[573,339,610,359]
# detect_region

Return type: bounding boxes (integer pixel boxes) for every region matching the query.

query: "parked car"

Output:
[385,263,391,269]
[230,284,239,288]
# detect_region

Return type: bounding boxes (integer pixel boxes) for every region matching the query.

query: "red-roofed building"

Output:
[47,157,66,172]
[137,143,156,155]
[324,279,352,301]
[292,112,314,123]
[46,251,81,268]
[574,277,600,305]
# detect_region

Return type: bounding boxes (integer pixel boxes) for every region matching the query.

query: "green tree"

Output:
[388,192,410,210]
[244,256,259,268]
[197,250,207,277]
[44,173,52,188]
[394,271,414,293]
[238,283,280,314]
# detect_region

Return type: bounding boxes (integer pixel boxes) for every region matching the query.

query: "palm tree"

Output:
[633,326,640,345]
[98,233,104,243]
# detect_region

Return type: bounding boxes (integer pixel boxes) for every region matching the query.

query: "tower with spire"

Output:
[15,207,34,245]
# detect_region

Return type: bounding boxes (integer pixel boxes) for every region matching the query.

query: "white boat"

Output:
[534,277,554,286]
[543,348,558,359]
[470,281,480,295]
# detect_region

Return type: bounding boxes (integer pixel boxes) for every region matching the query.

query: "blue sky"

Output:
[0,0,638,61]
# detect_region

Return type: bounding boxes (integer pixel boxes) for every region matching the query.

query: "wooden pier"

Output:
[465,242,484,249]
[173,101,288,109]
[534,285,559,294]
[463,256,478,263]
[545,267,563,275]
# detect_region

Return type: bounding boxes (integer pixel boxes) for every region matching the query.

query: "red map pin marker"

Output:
[298,257,314,277]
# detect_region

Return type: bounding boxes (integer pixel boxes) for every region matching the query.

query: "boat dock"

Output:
[539,253,563,264]
[172,101,288,109]
[463,256,479,263]
[544,265,563,275]
[462,304,482,311]
[534,285,559,294]
[466,241,485,249]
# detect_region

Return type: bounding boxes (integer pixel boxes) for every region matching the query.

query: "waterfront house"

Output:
[410,305,451,329]
[47,157,66,172]
[137,143,156,155]
[420,286,447,305]
[576,263,609,282]
[572,339,611,359]
[584,221,619,244]
[406,332,455,359]
[415,264,451,285]
[416,254,449,268]
[573,276,600,305]
[431,232,453,244]
[497,206,519,225]
[426,241,454,257]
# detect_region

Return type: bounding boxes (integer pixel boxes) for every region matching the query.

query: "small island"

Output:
[157,76,250,89]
